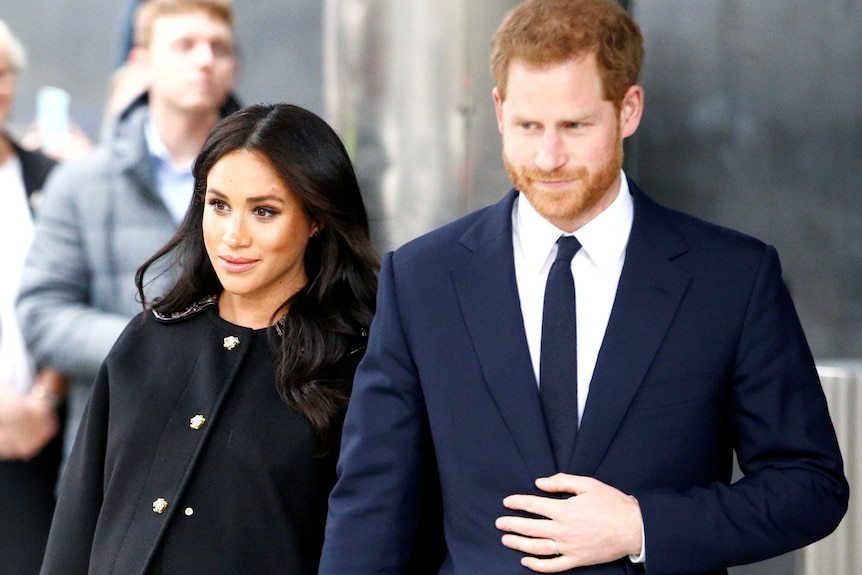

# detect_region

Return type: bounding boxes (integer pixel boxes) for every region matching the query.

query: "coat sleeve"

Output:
[16,159,130,382]
[40,358,111,575]
[320,252,441,574]
[636,245,848,573]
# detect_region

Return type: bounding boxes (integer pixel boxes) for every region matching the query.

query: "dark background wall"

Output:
[629,1,862,360]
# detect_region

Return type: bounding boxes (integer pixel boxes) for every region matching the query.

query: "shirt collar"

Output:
[145,116,193,174]
[515,171,633,273]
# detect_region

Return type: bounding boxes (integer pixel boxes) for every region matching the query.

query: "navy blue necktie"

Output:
[540,235,581,470]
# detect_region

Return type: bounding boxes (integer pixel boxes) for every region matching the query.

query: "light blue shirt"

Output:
[145,118,195,225]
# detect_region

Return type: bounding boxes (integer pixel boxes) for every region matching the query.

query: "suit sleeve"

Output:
[320,252,436,574]
[636,245,848,573]
[40,359,111,575]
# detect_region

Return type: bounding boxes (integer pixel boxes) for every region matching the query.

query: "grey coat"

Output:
[17,95,240,459]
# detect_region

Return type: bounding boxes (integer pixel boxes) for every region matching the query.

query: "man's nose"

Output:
[535,131,567,172]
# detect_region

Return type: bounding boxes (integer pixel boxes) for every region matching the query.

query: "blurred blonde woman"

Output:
[0,17,67,575]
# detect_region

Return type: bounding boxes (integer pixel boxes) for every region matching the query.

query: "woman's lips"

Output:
[219,255,258,273]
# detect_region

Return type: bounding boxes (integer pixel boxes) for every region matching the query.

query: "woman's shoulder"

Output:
[112,297,219,352]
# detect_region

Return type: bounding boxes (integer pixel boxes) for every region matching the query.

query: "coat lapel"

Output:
[571,183,691,475]
[450,191,557,480]
[12,140,56,197]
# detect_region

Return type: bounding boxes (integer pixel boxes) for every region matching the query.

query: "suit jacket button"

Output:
[223,335,240,350]
[189,414,206,430]
[153,498,168,514]
[184,507,194,516]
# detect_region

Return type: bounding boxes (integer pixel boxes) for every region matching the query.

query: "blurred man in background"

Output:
[17,0,239,470]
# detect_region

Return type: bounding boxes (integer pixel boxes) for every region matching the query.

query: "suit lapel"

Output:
[572,184,691,475]
[448,184,692,479]
[450,191,557,479]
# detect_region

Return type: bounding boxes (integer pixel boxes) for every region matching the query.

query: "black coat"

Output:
[40,302,346,574]
[13,138,57,212]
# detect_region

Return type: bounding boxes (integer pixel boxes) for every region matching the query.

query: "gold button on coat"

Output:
[189,414,206,430]
[152,498,168,514]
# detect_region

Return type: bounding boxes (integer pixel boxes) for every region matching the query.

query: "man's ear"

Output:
[619,84,644,139]
[126,46,150,79]
[493,87,505,135]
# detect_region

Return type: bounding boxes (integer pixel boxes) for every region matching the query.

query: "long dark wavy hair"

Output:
[136,103,379,452]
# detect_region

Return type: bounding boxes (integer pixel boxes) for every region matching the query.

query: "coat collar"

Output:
[152,295,218,322]
[110,92,242,204]
[110,103,158,203]
[7,136,57,212]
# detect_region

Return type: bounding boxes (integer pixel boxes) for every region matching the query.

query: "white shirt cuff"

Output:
[628,496,646,564]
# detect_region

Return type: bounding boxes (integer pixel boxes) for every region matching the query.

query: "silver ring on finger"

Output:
[551,539,560,555]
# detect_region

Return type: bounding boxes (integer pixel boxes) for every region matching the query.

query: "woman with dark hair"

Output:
[40,103,379,575]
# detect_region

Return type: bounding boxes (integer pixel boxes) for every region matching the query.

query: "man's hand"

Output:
[495,473,643,573]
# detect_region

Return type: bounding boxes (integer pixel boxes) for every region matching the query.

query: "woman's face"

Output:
[203,149,320,319]
[0,51,16,128]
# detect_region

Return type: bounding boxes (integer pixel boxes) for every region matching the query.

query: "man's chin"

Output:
[520,182,581,204]
[178,97,228,115]
[522,189,580,214]
[531,182,580,196]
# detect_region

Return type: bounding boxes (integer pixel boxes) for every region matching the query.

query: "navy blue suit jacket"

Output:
[320,182,847,575]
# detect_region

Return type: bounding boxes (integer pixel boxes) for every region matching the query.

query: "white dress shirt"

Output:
[513,171,633,423]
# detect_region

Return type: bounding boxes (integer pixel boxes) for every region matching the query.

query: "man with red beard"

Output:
[320,1,847,574]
